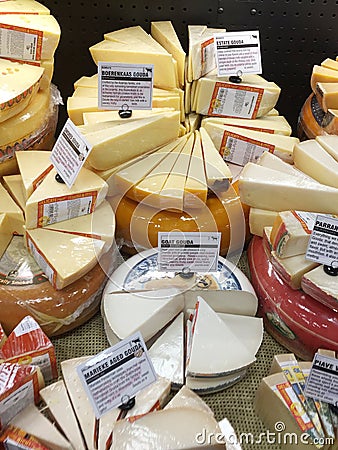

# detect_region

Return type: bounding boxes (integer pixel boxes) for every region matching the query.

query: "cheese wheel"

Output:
[297,94,325,140]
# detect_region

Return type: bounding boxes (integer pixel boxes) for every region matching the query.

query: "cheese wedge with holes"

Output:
[26,228,105,289]
[293,140,338,188]
[301,265,338,311]
[39,380,86,450]
[238,163,338,214]
[316,135,338,161]
[83,108,174,125]
[16,150,53,200]
[0,183,25,234]
[2,175,26,212]
[0,0,50,14]
[310,65,338,92]
[165,385,213,415]
[249,208,278,237]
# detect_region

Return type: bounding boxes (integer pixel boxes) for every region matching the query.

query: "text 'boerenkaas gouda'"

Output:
[82,112,180,171]
[25,167,108,228]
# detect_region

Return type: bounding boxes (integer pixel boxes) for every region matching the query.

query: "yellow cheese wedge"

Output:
[0,0,50,14]
[83,108,174,125]
[315,82,338,112]
[249,208,278,237]
[321,57,338,71]
[316,135,338,162]
[310,65,338,92]
[0,183,25,234]
[74,74,98,89]
[0,58,43,123]
[2,175,26,212]
[16,150,53,199]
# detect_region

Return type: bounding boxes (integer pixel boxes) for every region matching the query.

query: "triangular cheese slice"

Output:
[316,135,338,162]
[2,175,26,212]
[165,385,213,415]
[83,108,174,125]
[0,183,25,234]
[16,150,53,200]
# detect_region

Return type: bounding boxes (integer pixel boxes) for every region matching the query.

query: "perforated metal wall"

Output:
[44,0,338,132]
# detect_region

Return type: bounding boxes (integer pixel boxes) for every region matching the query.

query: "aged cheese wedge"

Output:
[83,108,174,125]
[2,175,26,212]
[83,112,180,171]
[25,167,108,228]
[16,150,53,200]
[311,65,338,92]
[165,385,213,415]
[26,228,105,290]
[10,404,72,450]
[302,265,338,311]
[316,134,338,161]
[39,380,86,450]
[0,214,13,259]
[238,163,338,214]
[0,183,25,234]
[148,312,184,387]
[249,208,278,237]
[315,82,338,112]
[0,0,50,14]
[293,139,338,188]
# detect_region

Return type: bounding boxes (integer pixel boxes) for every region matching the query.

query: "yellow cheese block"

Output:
[83,108,174,125]
[315,82,338,112]
[0,183,25,234]
[74,74,98,89]
[249,208,278,237]
[321,57,338,71]
[16,150,53,199]
[2,174,26,212]
[310,65,338,92]
[0,0,50,14]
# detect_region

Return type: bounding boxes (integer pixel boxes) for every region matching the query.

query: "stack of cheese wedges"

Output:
[0,0,61,176]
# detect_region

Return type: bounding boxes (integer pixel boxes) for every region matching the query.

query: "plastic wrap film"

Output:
[248,235,338,360]
[0,236,120,337]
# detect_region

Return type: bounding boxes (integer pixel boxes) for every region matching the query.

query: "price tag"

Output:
[158,232,221,272]
[304,353,338,406]
[76,332,157,418]
[98,62,153,110]
[214,30,262,77]
[50,119,92,188]
[305,215,338,267]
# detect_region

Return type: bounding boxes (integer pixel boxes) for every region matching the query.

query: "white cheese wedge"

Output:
[102,289,184,344]
[311,65,338,92]
[26,228,105,290]
[39,380,86,450]
[0,214,12,259]
[203,123,298,164]
[186,296,256,377]
[249,208,278,237]
[238,163,338,214]
[2,175,26,212]
[315,82,338,112]
[148,313,184,387]
[301,265,338,311]
[9,404,72,450]
[0,14,60,60]
[16,150,53,200]
[0,58,43,123]
[83,108,174,125]
[82,112,180,171]
[185,370,247,395]
[111,407,224,449]
[0,183,25,234]
[61,356,96,450]
[165,385,213,415]
[316,134,338,161]
[0,0,50,14]
[25,167,108,228]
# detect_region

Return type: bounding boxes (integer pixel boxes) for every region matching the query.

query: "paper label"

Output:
[0,380,34,429]
[306,215,338,266]
[26,234,56,286]
[220,131,274,166]
[158,232,221,272]
[208,82,263,119]
[51,119,92,188]
[14,317,40,337]
[304,353,338,406]
[214,30,262,76]
[98,62,153,110]
[0,24,42,61]
[77,332,157,418]
[200,38,216,77]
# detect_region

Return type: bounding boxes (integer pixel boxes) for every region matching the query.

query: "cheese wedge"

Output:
[74,74,98,89]
[0,14,60,60]
[25,167,108,228]
[315,82,338,112]
[238,163,338,214]
[0,0,50,14]
[102,289,184,344]
[10,404,72,450]
[39,380,86,450]
[2,175,25,212]
[26,228,105,289]
[0,58,43,123]
[302,265,338,311]
[67,96,100,125]
[316,135,338,161]
[249,208,278,237]
[311,65,338,92]
[0,183,25,234]
[294,140,338,188]
[16,150,53,200]
[148,312,184,387]
[165,385,213,415]
[83,112,180,171]
[83,108,174,125]
[0,214,12,259]
[321,57,338,71]
[203,123,298,164]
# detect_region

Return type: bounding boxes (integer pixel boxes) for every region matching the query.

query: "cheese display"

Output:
[316,134,338,161]
[0,0,50,14]
[301,265,338,311]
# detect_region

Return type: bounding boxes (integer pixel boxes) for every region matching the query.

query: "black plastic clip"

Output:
[323,263,338,277]
[119,103,132,119]
[55,173,65,184]
[177,267,194,279]
[229,70,243,84]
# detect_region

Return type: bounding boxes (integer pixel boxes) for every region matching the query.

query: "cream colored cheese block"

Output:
[195,72,281,118]
[238,163,338,214]
[66,96,100,126]
[316,135,338,161]
[83,112,180,171]
[185,371,247,394]
[26,228,105,289]
[25,167,108,228]
[102,289,184,344]
[148,312,184,387]
[186,296,255,377]
[83,108,174,125]
[0,213,12,259]
[61,356,96,450]
[111,407,224,449]
[294,140,338,188]
[39,380,86,450]
[203,123,298,164]
[302,265,338,311]
[45,200,115,253]
[165,385,213,415]
[201,115,292,136]
[310,65,338,92]
[74,74,98,89]
[9,404,72,450]
[16,150,53,200]
[0,58,43,123]
[0,14,60,60]
[2,175,26,212]
[0,0,50,14]
[103,25,151,43]
[249,208,278,237]
[151,21,186,87]
[0,182,25,234]
[321,57,338,71]
[315,82,338,112]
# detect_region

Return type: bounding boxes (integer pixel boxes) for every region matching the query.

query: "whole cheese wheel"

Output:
[297,93,327,140]
[0,236,109,336]
[248,235,338,360]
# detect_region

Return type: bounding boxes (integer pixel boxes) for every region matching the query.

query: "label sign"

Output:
[77,332,157,418]
[158,232,221,272]
[98,62,153,110]
[0,24,42,61]
[304,353,338,406]
[51,119,92,188]
[214,30,262,77]
[306,215,338,267]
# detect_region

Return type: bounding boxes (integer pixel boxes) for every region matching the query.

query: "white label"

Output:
[200,38,216,77]
[0,380,34,428]
[98,62,153,110]
[158,232,221,272]
[0,26,39,60]
[77,332,157,418]
[51,119,92,188]
[27,237,55,285]
[40,195,94,226]
[14,316,40,337]
[214,30,262,76]
[306,215,338,266]
[304,353,338,406]
[222,134,268,165]
[210,86,260,119]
